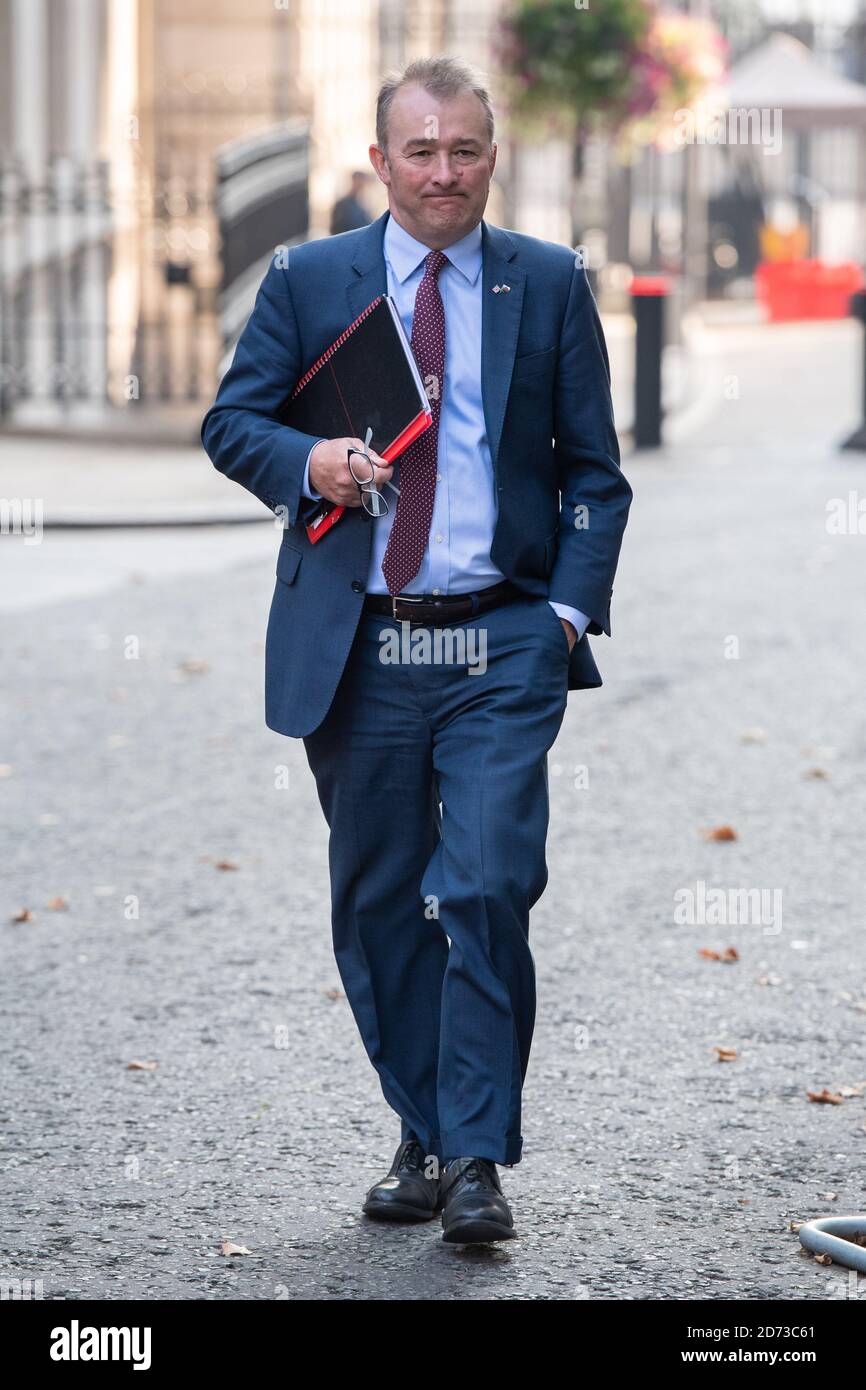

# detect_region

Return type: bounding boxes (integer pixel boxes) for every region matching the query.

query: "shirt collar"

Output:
[384,211,483,286]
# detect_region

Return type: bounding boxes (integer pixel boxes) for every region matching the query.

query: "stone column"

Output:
[12,0,52,415]
[67,0,108,407]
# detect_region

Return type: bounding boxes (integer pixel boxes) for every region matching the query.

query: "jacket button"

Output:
[351,580,365,593]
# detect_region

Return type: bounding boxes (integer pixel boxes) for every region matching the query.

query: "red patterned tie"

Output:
[381,249,448,596]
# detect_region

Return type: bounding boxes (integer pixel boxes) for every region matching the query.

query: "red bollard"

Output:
[631,276,670,449]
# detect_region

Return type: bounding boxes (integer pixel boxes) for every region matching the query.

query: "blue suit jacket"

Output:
[201,209,632,738]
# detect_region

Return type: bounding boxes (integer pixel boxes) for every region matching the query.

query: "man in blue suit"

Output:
[201,56,631,1244]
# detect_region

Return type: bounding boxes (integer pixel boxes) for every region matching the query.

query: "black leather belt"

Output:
[363,579,520,625]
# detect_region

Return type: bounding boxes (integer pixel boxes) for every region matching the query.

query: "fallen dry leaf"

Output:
[323,989,344,1001]
[714,1046,738,1062]
[12,908,32,923]
[47,896,68,911]
[214,859,239,872]
[699,947,739,963]
[127,1059,158,1072]
[814,1253,833,1265]
[220,1241,252,1257]
[703,825,738,841]
[807,1088,844,1105]
[803,767,829,780]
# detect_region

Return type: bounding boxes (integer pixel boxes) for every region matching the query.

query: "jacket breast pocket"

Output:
[511,346,556,382]
[276,544,302,586]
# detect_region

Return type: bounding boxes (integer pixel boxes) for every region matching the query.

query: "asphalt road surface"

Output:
[2,319,865,1300]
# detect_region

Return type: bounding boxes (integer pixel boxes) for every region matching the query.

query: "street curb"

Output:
[39,512,272,529]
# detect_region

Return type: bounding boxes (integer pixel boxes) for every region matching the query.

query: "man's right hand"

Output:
[309,437,393,507]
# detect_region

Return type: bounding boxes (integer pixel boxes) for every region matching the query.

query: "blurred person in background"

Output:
[330,170,373,234]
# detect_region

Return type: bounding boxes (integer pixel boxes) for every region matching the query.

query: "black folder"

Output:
[280,295,432,541]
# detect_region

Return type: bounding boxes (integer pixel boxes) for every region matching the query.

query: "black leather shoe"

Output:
[440,1156,516,1243]
[362,1139,442,1222]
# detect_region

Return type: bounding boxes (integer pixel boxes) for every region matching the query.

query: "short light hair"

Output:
[375,56,495,156]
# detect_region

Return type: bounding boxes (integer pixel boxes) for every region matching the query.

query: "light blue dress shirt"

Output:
[301,213,589,640]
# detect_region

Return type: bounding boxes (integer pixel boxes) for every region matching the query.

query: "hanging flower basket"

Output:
[497,0,727,150]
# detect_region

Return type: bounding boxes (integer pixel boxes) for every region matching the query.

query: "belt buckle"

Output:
[392,593,424,621]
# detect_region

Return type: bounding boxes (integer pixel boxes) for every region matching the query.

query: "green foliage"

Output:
[497,0,655,136]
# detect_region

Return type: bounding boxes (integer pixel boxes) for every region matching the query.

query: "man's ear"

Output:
[369,144,390,186]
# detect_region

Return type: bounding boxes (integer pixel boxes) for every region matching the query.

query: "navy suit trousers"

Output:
[302,593,571,1166]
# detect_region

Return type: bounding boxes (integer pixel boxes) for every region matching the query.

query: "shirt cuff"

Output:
[548,601,590,641]
[302,442,324,501]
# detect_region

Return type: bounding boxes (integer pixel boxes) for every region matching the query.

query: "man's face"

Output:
[369,84,496,248]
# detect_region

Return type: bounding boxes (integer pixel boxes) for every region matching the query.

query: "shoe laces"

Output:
[451,1157,493,1187]
[396,1139,424,1173]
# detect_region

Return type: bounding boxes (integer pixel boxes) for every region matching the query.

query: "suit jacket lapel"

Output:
[346,209,389,323]
[480,220,525,472]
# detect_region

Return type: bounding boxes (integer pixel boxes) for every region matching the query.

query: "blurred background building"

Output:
[1,0,866,439]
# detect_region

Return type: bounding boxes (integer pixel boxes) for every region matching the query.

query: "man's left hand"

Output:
[560,619,577,653]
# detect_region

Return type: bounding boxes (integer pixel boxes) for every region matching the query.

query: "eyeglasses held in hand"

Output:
[347,427,389,518]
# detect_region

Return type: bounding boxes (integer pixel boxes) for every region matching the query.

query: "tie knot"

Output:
[424,249,449,280]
